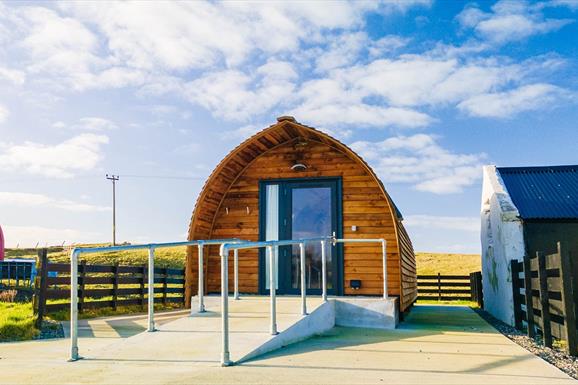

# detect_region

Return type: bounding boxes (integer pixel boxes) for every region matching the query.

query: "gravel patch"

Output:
[474,308,578,380]
[35,320,64,340]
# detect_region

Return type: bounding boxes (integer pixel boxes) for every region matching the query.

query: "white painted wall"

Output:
[480,165,525,326]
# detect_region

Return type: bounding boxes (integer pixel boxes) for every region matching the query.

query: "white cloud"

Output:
[0,104,8,123]
[0,66,26,85]
[350,134,485,194]
[222,124,263,140]
[74,117,118,131]
[458,83,571,118]
[292,103,432,129]
[2,224,102,248]
[0,133,108,178]
[186,61,297,121]
[52,117,118,131]
[457,1,573,44]
[404,215,479,232]
[0,192,110,212]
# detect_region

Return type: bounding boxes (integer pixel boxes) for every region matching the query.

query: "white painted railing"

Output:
[218,236,387,366]
[68,238,241,362]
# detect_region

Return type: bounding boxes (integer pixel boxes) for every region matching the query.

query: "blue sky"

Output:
[0,0,577,253]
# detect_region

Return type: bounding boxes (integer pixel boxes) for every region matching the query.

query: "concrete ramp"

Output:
[86,296,324,365]
[84,296,397,366]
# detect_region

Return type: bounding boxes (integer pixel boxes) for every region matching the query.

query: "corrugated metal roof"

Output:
[497,165,578,220]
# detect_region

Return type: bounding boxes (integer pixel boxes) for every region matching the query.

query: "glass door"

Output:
[260,178,341,295]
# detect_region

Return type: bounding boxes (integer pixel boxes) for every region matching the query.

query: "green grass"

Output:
[416,252,481,275]
[0,302,39,342]
[5,245,187,268]
[416,299,479,307]
[49,302,183,321]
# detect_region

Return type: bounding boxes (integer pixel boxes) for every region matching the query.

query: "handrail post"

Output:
[234,249,239,300]
[147,247,156,332]
[198,243,205,313]
[69,249,80,361]
[268,246,278,335]
[220,245,231,366]
[321,240,327,302]
[381,239,388,300]
[299,242,307,315]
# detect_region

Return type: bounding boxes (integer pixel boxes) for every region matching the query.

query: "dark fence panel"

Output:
[511,241,577,356]
[417,272,482,305]
[33,251,186,326]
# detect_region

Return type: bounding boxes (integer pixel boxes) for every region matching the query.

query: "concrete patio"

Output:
[0,303,574,384]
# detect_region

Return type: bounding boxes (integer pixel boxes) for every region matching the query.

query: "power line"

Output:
[120,174,205,180]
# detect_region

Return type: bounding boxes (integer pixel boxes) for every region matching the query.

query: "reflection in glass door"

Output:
[260,178,340,295]
[290,187,332,291]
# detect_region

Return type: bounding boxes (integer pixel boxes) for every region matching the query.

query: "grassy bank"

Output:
[0,302,39,342]
[416,252,481,275]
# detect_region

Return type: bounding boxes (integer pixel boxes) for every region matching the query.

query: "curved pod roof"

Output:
[188,116,403,241]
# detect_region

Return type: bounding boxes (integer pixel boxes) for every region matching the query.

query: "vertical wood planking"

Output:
[558,242,577,355]
[537,251,552,347]
[140,264,146,308]
[162,268,168,305]
[112,262,119,311]
[437,273,441,301]
[510,259,523,330]
[523,254,535,338]
[78,260,86,314]
[34,249,48,329]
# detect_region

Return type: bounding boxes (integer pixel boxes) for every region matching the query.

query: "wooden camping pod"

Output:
[185,117,417,312]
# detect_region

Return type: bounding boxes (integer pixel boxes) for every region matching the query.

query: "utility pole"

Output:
[106,174,119,246]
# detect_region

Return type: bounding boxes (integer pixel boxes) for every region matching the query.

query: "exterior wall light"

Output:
[291,163,308,171]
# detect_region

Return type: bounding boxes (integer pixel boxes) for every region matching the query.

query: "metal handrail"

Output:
[68,238,242,362]
[68,236,388,367]
[218,236,387,366]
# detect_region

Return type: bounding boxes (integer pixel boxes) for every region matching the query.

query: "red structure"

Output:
[0,224,4,261]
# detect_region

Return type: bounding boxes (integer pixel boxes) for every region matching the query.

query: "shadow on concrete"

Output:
[238,305,569,381]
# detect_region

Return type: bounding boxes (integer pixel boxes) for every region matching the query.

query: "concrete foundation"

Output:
[334,297,398,329]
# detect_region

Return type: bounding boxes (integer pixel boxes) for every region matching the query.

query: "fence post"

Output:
[140,264,146,308]
[558,242,577,355]
[537,251,552,347]
[34,248,48,329]
[470,272,475,302]
[511,260,523,330]
[475,272,483,307]
[112,262,119,311]
[523,254,535,338]
[78,260,86,314]
[437,273,441,301]
[162,268,168,306]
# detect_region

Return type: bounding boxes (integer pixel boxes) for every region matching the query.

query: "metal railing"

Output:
[68,238,241,362]
[218,236,387,366]
[68,236,387,366]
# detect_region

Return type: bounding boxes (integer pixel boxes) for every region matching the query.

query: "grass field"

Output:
[416,252,481,275]
[0,302,38,342]
[5,245,187,268]
[7,246,480,275]
[6,247,480,275]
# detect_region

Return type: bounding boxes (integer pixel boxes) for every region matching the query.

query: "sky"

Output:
[0,0,577,253]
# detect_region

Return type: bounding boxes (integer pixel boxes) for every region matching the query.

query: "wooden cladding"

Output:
[186,119,417,312]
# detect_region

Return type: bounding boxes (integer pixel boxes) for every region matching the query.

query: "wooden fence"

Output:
[417,272,483,306]
[511,242,577,355]
[33,250,186,327]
